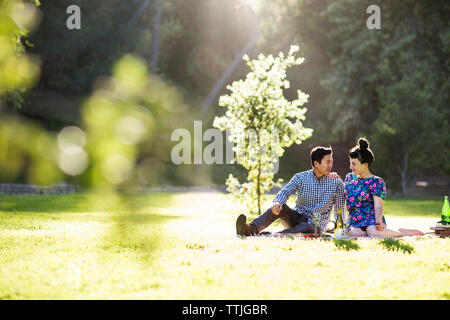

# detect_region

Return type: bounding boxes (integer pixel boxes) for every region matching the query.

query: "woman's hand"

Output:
[375,220,385,231]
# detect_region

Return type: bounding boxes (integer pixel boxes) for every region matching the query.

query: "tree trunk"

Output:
[201,32,261,113]
[398,152,409,198]
[150,0,162,72]
[127,0,151,29]
[256,131,262,215]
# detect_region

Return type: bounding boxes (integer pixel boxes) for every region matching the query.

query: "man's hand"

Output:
[326,221,336,232]
[329,172,341,179]
[272,202,282,215]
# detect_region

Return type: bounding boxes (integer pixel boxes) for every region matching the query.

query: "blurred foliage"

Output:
[0,1,183,256]
[0,0,185,189]
[0,115,61,184]
[0,0,61,185]
[0,0,41,108]
[80,53,182,189]
[1,0,449,193]
[14,0,258,187]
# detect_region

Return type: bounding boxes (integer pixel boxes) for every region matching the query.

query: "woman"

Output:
[344,138,424,238]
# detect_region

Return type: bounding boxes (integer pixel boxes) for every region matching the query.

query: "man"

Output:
[236,146,345,236]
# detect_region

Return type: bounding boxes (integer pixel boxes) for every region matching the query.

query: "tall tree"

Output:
[213,45,313,215]
[321,0,450,194]
[370,1,450,195]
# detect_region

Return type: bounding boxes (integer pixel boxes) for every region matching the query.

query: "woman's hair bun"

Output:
[349,137,374,165]
[358,138,369,150]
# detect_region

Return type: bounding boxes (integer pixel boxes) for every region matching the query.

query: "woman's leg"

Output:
[348,227,367,237]
[398,228,425,236]
[366,225,403,238]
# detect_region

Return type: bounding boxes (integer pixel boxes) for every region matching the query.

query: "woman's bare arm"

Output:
[373,195,384,230]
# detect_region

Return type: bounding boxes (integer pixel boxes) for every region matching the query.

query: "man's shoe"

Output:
[236,214,252,236]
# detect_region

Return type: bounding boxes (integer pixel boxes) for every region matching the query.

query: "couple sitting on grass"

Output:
[236,137,424,238]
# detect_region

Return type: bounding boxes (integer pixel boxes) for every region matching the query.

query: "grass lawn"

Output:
[0,192,448,299]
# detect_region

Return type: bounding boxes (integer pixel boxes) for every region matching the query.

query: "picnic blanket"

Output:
[237,230,431,240]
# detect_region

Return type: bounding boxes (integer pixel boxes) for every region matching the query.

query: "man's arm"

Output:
[273,173,301,204]
[332,179,346,222]
[272,173,301,214]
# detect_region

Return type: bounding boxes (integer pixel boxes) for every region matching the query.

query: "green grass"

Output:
[0,192,449,299]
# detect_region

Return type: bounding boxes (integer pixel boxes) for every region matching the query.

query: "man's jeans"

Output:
[249,204,315,235]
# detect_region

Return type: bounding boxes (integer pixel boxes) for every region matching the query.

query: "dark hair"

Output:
[310,146,332,167]
[349,137,374,166]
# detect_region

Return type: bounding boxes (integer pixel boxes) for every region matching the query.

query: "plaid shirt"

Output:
[273,169,346,233]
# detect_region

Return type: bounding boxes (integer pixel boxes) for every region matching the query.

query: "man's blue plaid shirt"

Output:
[273,169,346,233]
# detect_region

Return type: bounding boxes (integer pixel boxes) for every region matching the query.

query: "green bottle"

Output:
[442,196,450,225]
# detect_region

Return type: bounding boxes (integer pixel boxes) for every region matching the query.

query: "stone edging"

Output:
[0,183,79,195]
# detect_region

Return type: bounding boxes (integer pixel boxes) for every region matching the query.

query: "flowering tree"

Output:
[213,45,313,215]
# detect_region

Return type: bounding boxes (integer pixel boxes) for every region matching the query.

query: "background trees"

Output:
[255,0,449,193]
[319,0,450,193]
[2,0,448,195]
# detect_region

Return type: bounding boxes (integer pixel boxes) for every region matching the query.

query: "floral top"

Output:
[344,173,387,228]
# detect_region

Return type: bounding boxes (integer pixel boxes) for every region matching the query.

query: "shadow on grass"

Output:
[379,238,414,254]
[0,192,174,214]
[0,192,184,264]
[333,239,360,251]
